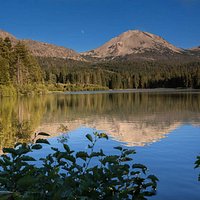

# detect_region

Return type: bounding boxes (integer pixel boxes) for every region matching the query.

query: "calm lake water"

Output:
[0,90,200,200]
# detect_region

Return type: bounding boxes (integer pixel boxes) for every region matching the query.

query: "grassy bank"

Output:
[0,83,109,97]
[46,83,109,92]
[0,85,17,97]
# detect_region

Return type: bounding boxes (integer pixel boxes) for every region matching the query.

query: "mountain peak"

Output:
[82,30,181,60]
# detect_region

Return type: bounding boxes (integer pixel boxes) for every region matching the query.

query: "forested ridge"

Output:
[0,36,200,97]
[39,57,200,89]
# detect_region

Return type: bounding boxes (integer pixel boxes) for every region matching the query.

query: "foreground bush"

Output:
[0,132,158,200]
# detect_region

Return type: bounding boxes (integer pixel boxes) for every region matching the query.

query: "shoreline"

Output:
[62,88,200,95]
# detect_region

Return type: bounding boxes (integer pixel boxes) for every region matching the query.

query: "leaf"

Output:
[2,157,12,165]
[120,157,133,162]
[98,133,108,139]
[14,142,22,148]
[16,147,30,155]
[51,147,58,151]
[86,134,93,142]
[147,175,159,182]
[20,155,36,162]
[194,157,200,168]
[36,139,50,145]
[101,155,119,165]
[2,148,17,155]
[114,146,123,151]
[88,144,93,148]
[32,144,42,150]
[130,171,140,176]
[100,149,105,156]
[63,155,75,163]
[63,144,70,153]
[124,149,136,155]
[90,152,102,157]
[57,152,75,163]
[132,164,147,174]
[37,132,50,137]
[76,151,89,161]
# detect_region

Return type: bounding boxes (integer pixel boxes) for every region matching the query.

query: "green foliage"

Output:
[0,132,158,200]
[195,155,200,181]
[0,57,10,85]
[39,57,200,89]
[17,83,48,95]
[0,85,16,97]
[46,83,108,92]
[11,42,43,85]
[0,37,43,96]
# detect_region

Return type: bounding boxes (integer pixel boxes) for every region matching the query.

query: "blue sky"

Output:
[0,0,199,52]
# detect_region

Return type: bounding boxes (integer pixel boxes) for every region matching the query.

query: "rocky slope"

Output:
[82,30,198,61]
[0,30,84,61]
[0,30,17,43]
[187,46,200,58]
[22,39,84,60]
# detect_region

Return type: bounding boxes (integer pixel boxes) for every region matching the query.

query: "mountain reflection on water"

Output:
[0,91,200,149]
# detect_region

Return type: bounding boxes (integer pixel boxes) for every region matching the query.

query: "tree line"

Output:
[0,37,43,94]
[39,57,200,89]
[1,36,200,93]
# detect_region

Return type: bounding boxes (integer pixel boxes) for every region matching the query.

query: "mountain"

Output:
[82,30,195,61]
[22,39,84,61]
[0,30,17,43]
[1,29,199,62]
[188,46,200,58]
[0,30,84,61]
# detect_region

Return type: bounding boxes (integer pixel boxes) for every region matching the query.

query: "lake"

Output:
[0,90,200,199]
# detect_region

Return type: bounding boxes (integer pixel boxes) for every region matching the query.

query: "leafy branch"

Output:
[0,132,158,200]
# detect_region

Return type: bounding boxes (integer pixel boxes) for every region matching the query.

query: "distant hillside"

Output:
[0,30,84,61]
[22,39,85,61]
[187,46,200,58]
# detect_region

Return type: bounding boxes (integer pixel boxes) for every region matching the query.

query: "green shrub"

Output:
[0,83,108,97]
[0,85,16,97]
[0,132,158,200]
[32,84,49,95]
[46,83,65,92]
[17,84,48,95]
[46,83,109,92]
